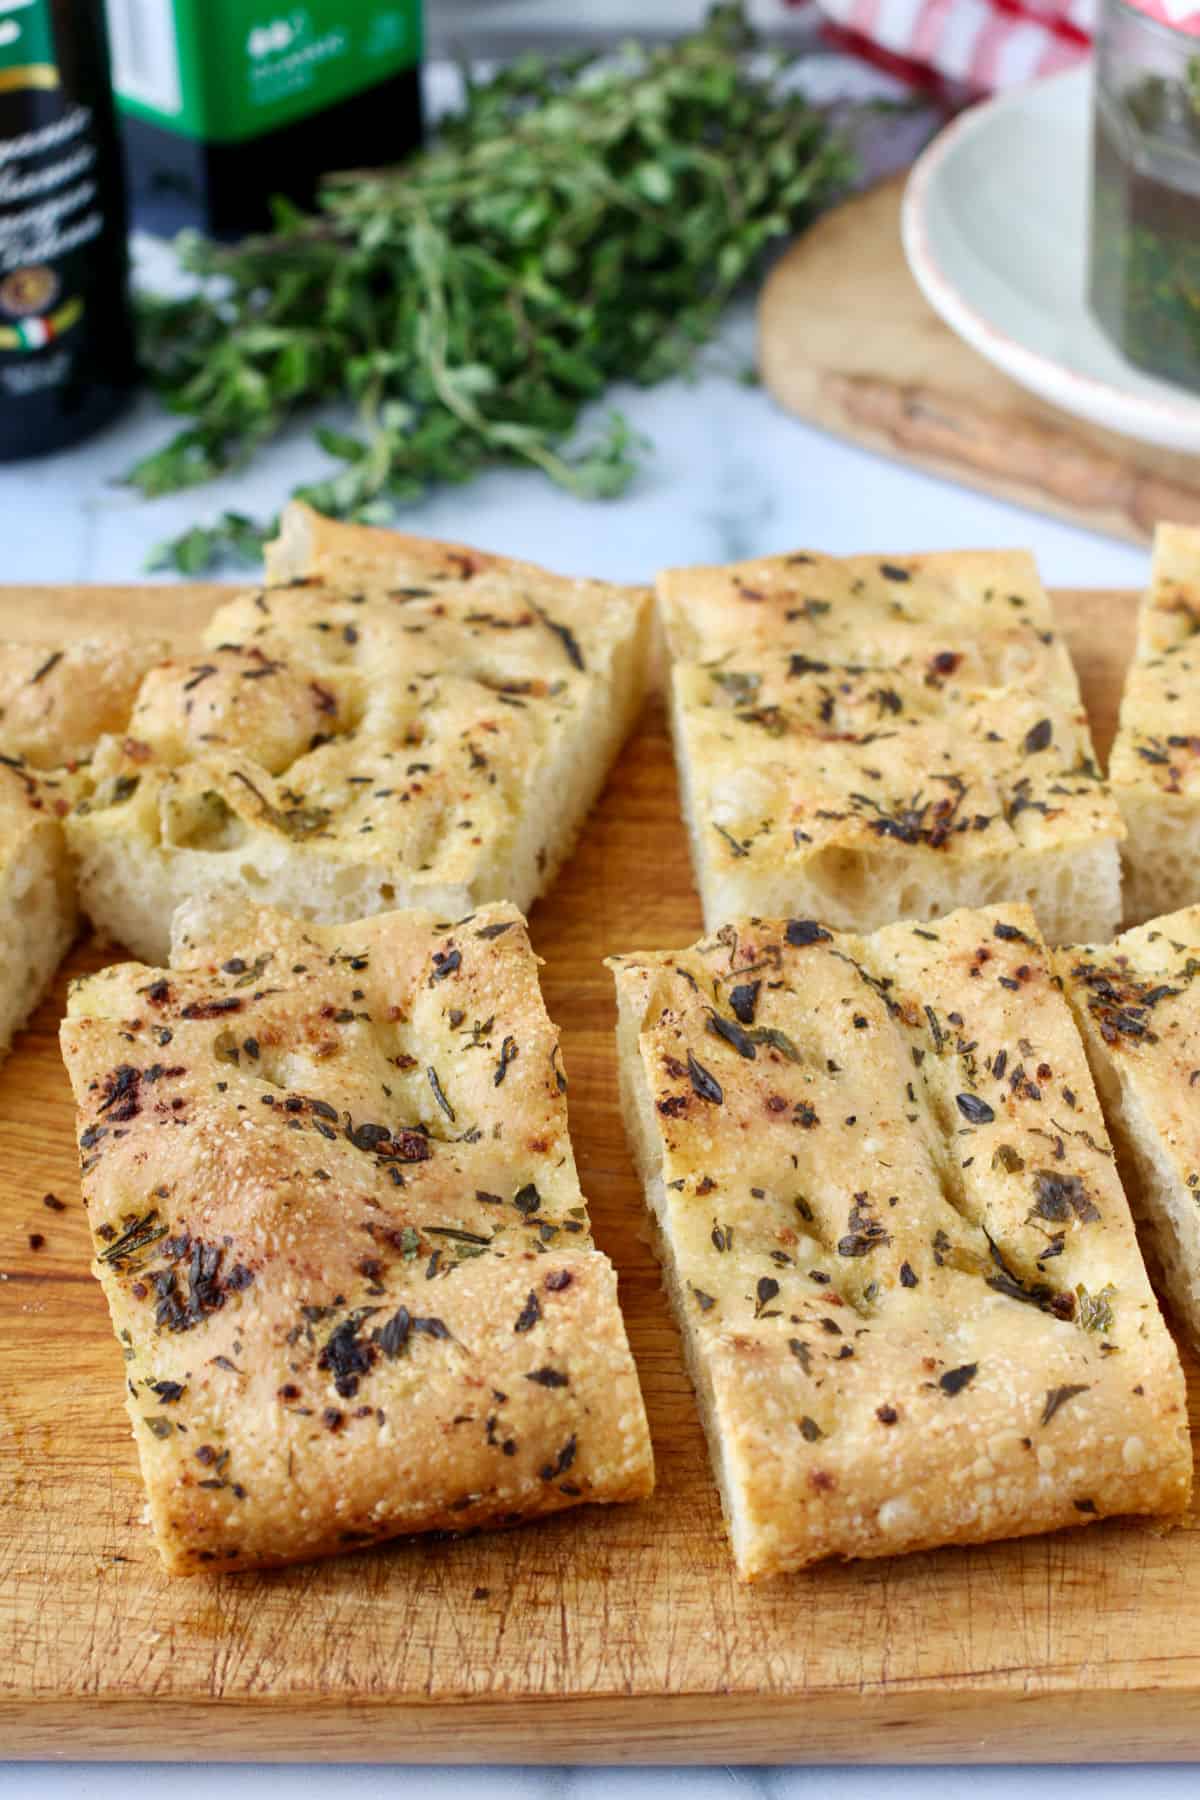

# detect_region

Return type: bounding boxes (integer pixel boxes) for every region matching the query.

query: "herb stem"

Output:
[134,3,850,574]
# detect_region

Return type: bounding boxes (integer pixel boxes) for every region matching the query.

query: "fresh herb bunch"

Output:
[132,3,850,574]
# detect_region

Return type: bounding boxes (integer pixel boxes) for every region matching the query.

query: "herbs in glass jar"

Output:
[1090,0,1200,391]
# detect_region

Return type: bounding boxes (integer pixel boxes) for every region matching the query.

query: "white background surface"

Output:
[0,294,1150,592]
[5,1764,1200,1793]
[0,7,1179,1792]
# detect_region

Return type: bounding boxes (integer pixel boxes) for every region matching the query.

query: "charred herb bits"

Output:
[61,899,653,1573]
[610,902,1187,1577]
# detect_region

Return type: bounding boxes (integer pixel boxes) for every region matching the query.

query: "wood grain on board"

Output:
[758,178,1200,546]
[4,582,1200,1765]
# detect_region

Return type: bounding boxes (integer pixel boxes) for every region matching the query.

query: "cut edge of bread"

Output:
[1072,1021,1200,1357]
[609,966,755,1578]
[667,680,1122,946]
[0,819,76,1061]
[1117,793,1200,929]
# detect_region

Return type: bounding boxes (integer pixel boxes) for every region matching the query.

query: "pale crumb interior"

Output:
[72,834,475,967]
[1118,795,1200,929]
[670,686,1121,945]
[1084,1045,1200,1354]
[0,830,75,1055]
[612,981,750,1570]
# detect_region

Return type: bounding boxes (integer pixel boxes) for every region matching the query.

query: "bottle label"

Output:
[105,1,422,144]
[0,3,105,378]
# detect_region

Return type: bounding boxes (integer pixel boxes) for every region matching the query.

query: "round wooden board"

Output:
[758,179,1200,545]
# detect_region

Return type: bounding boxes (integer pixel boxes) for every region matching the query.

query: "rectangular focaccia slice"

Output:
[1058,906,1200,1351]
[609,904,1189,1580]
[0,637,165,1060]
[60,897,653,1574]
[657,549,1123,944]
[1108,525,1200,924]
[0,764,77,1058]
[68,502,654,964]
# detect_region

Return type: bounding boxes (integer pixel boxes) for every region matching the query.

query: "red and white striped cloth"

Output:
[789,0,1096,91]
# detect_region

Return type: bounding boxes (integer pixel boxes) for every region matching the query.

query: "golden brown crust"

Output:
[610,904,1190,1580]
[61,899,653,1574]
[0,762,77,1056]
[265,498,531,590]
[68,505,653,961]
[1108,526,1200,921]
[0,637,163,1061]
[657,547,1080,686]
[1057,905,1200,1350]
[1110,525,1200,802]
[656,549,1123,941]
[0,637,165,771]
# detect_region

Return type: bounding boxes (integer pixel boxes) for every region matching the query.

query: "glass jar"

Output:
[1089,0,1200,392]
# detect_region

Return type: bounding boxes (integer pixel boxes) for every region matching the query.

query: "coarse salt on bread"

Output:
[657,549,1123,944]
[60,896,653,1574]
[609,903,1189,1580]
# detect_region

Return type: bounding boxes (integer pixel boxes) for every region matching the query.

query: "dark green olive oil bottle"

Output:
[104,1,424,237]
[0,0,135,460]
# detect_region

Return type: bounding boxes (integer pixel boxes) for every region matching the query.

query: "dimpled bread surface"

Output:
[61,896,653,1574]
[657,548,1123,945]
[68,502,654,964]
[610,904,1189,1579]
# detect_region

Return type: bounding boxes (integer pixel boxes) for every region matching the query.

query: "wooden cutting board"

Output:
[5,581,1200,1766]
[759,178,1200,545]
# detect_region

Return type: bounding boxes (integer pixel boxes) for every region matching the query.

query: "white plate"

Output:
[902,64,1200,454]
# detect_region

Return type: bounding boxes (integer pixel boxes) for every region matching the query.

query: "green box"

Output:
[106,0,422,143]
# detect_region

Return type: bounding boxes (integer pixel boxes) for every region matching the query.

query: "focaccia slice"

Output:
[60,898,653,1574]
[69,503,653,963]
[0,635,165,1060]
[609,904,1189,1580]
[1058,905,1200,1352]
[1108,525,1200,924]
[657,549,1123,943]
[0,763,77,1058]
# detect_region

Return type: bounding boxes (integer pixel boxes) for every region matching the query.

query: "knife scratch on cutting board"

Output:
[826,373,1200,535]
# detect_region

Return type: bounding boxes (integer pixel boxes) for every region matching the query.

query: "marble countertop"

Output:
[0,293,1149,594]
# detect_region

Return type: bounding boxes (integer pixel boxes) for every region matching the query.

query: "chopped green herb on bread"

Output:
[657,549,1123,943]
[61,896,653,1574]
[610,904,1188,1579]
[68,503,653,963]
